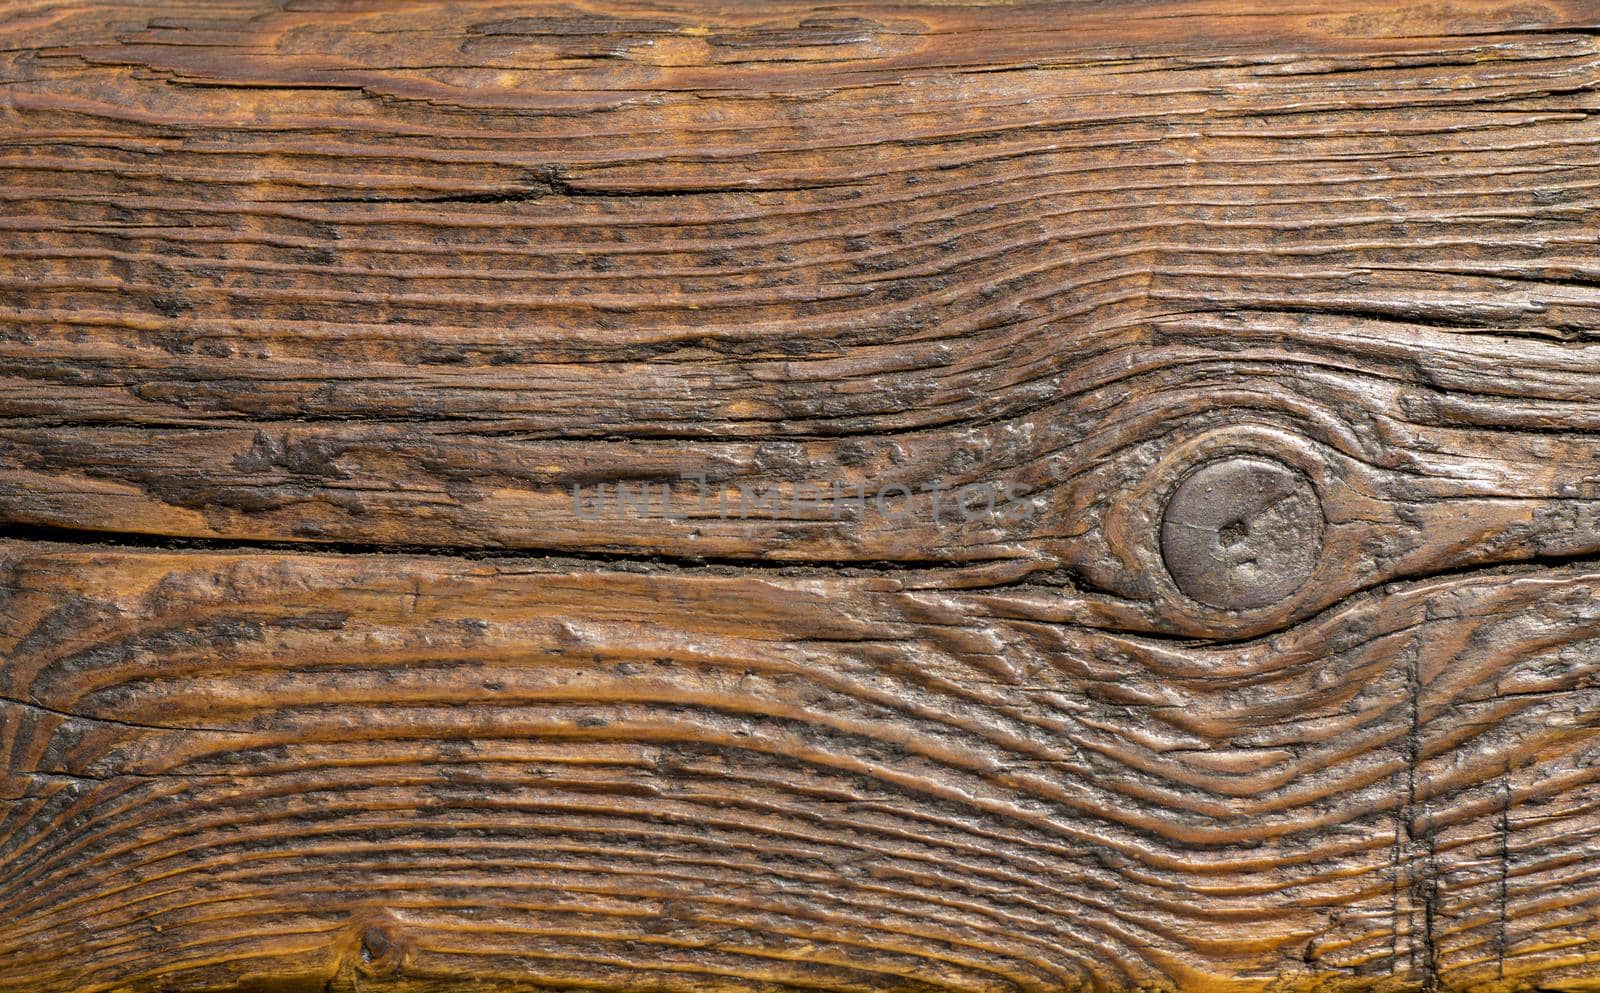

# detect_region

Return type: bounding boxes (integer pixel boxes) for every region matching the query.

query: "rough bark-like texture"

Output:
[4,0,1600,990]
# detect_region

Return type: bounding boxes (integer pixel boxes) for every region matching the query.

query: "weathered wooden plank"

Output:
[3,542,1600,991]
[3,0,1600,576]
[3,0,1600,990]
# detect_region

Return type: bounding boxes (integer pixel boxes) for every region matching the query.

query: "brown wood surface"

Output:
[4,0,1600,990]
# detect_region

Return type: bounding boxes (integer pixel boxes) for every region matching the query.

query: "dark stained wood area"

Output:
[4,0,1600,990]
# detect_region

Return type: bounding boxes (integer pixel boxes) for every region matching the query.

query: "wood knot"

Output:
[339,912,409,980]
[1159,455,1324,610]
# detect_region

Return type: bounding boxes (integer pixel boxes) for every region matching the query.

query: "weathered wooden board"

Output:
[4,0,1600,990]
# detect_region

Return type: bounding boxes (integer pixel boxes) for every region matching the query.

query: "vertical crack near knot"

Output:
[1404,630,1440,991]
[1498,759,1513,979]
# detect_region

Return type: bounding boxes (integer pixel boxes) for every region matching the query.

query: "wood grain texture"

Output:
[3,0,1600,990]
